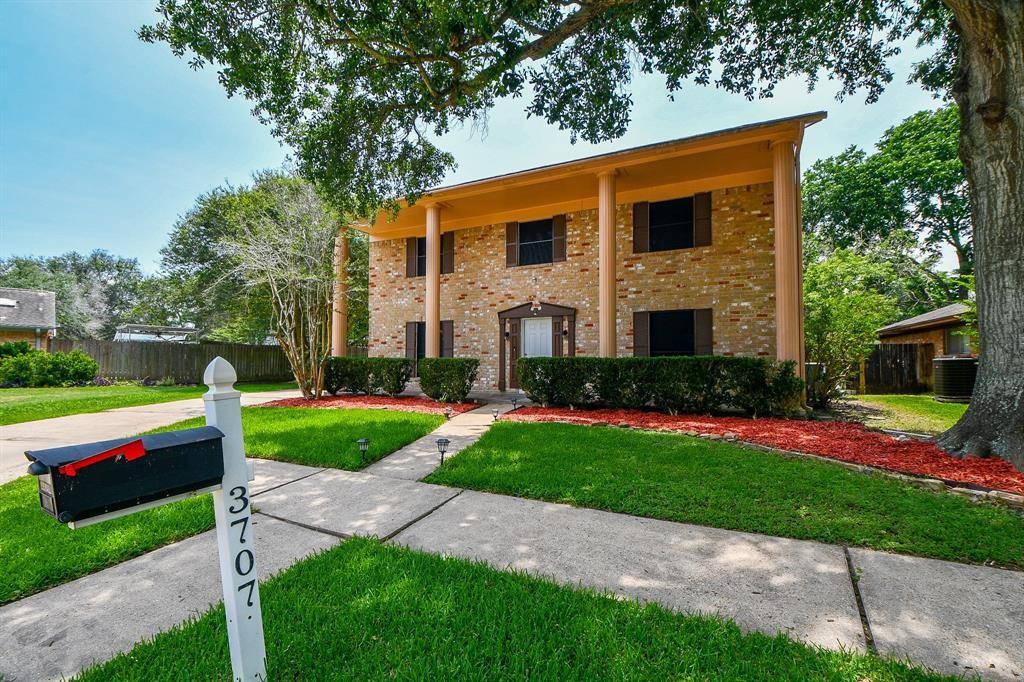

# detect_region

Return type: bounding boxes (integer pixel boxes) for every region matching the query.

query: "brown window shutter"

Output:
[441,320,454,358]
[441,232,455,274]
[632,202,649,253]
[405,322,417,361]
[551,315,563,356]
[552,214,566,262]
[694,192,712,247]
[694,308,713,355]
[406,238,417,277]
[505,222,519,267]
[633,311,650,357]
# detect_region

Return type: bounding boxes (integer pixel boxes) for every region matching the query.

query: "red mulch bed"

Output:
[260,394,478,416]
[505,406,1024,496]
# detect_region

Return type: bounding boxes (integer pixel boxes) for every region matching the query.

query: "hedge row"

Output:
[418,358,479,403]
[517,356,803,417]
[0,350,99,388]
[324,357,413,396]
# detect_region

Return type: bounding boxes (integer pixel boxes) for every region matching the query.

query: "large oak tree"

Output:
[141,0,1023,468]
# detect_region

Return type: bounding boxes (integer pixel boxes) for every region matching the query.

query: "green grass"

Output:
[77,538,942,681]
[426,422,1024,569]
[154,406,444,469]
[1,408,441,604]
[0,475,214,605]
[0,381,296,425]
[851,394,968,435]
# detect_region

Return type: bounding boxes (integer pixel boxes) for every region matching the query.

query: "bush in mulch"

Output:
[504,406,1024,496]
[261,394,478,416]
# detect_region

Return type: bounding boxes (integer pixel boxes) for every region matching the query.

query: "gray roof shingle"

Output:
[0,288,57,329]
[877,302,970,335]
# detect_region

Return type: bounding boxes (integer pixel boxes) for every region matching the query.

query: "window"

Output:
[415,237,427,277]
[415,321,426,361]
[649,197,694,252]
[518,219,554,266]
[650,310,696,356]
[945,328,971,356]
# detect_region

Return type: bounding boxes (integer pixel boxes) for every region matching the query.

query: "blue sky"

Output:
[2,1,943,274]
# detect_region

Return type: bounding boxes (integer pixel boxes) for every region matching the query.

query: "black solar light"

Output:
[356,438,370,463]
[511,397,519,411]
[444,405,453,420]
[492,407,499,421]
[436,437,451,464]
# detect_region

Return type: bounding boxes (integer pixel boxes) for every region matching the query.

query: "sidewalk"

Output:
[0,390,299,485]
[1,408,1021,680]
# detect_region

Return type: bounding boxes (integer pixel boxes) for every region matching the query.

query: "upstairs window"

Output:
[518,219,554,266]
[415,237,427,277]
[633,193,711,253]
[649,197,694,252]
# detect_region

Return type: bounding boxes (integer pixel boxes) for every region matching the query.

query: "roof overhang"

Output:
[878,316,964,337]
[356,111,825,241]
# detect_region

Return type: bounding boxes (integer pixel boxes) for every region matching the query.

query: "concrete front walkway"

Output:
[1,409,1021,680]
[0,390,300,485]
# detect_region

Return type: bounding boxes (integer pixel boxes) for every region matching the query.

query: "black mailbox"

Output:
[25,426,226,525]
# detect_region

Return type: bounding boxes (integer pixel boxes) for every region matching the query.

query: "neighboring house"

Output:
[877,303,974,357]
[342,112,825,391]
[0,287,58,349]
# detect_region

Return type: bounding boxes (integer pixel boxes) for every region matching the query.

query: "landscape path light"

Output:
[356,438,370,463]
[436,437,451,465]
[492,407,499,421]
[444,406,453,420]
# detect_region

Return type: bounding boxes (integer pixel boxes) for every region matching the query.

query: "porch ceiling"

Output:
[355,111,825,241]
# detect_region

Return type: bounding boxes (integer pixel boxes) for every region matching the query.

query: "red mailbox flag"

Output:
[57,439,146,477]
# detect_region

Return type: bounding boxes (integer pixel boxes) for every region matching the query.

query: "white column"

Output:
[331,228,349,357]
[771,139,803,376]
[204,357,267,682]
[425,204,441,357]
[598,170,618,357]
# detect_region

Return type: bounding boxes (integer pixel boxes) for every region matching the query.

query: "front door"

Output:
[521,317,552,358]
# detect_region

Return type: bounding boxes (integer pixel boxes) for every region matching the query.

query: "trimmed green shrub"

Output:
[323,357,412,396]
[517,356,803,417]
[0,350,99,387]
[0,341,33,359]
[367,358,413,396]
[419,358,479,403]
[517,357,598,407]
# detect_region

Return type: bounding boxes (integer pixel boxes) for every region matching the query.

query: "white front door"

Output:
[521,317,552,358]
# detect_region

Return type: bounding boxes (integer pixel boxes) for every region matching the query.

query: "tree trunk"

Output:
[938,0,1024,470]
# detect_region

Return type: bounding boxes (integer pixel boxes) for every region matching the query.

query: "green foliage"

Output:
[804,251,898,408]
[141,2,946,217]
[517,357,803,417]
[0,341,32,359]
[0,350,99,388]
[0,251,146,339]
[803,105,971,316]
[324,357,413,397]
[418,358,479,403]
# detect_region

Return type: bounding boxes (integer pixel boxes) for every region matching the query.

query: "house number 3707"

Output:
[228,485,257,609]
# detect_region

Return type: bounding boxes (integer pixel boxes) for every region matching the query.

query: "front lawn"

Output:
[1,408,441,604]
[0,381,296,426]
[154,406,444,469]
[426,422,1024,568]
[77,538,939,681]
[850,394,967,435]
[0,475,214,605]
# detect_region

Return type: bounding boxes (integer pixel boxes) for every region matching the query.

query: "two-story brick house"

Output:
[336,112,825,391]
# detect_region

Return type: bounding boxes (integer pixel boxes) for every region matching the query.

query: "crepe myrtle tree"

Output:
[219,178,340,398]
[141,0,1022,468]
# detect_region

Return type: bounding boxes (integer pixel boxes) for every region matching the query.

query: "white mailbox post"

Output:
[204,357,268,682]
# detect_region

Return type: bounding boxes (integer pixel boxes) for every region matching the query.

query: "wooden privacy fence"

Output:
[855,343,935,394]
[48,339,294,383]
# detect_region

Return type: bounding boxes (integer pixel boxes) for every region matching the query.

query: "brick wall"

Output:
[368,182,778,390]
